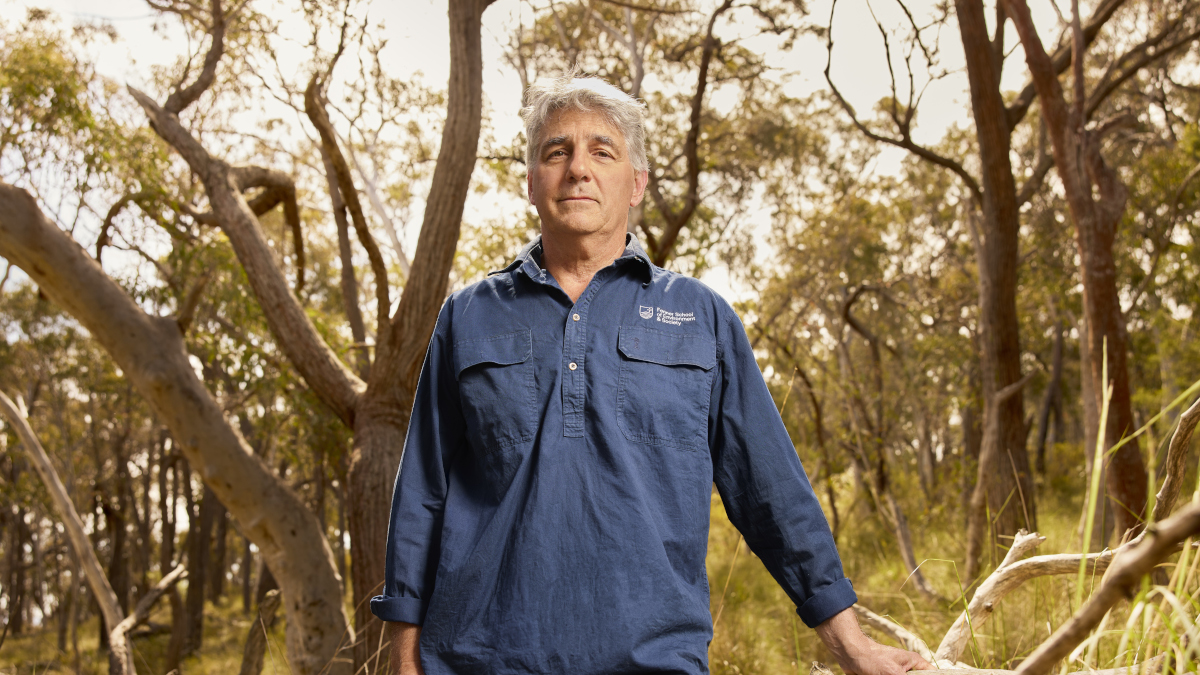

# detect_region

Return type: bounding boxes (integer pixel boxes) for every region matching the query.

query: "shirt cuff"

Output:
[370,595,426,625]
[796,577,857,628]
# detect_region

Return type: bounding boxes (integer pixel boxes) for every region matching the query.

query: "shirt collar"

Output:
[490,233,654,281]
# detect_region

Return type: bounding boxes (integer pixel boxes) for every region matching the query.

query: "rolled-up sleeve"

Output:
[370,301,464,625]
[708,302,857,628]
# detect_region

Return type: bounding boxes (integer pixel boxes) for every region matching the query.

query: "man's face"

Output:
[527,108,648,240]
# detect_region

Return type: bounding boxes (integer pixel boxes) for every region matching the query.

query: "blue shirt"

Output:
[371,235,856,674]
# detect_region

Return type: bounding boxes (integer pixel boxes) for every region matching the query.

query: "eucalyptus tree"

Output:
[0,1,497,672]
[505,0,810,273]
[1005,0,1200,537]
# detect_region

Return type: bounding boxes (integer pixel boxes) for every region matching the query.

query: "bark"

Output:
[346,1,496,669]
[0,391,134,674]
[0,182,353,675]
[965,373,1035,581]
[956,0,1037,550]
[1079,312,1113,550]
[1004,0,1149,538]
[239,588,282,675]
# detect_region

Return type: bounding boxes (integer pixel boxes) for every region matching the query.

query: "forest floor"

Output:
[0,441,1168,675]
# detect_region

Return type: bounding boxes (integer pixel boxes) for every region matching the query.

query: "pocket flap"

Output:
[618,326,716,370]
[453,329,532,379]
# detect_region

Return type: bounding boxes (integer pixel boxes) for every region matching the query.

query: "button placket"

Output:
[561,270,609,438]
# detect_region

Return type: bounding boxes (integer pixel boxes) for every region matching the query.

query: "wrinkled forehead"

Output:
[537,107,628,149]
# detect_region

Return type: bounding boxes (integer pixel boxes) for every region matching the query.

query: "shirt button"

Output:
[572,313,580,321]
[568,362,578,370]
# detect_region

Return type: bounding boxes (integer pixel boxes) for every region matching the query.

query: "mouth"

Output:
[559,196,597,203]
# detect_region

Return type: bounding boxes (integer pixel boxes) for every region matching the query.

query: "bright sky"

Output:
[7,0,1061,300]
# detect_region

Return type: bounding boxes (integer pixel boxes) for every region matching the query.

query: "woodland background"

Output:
[0,0,1199,673]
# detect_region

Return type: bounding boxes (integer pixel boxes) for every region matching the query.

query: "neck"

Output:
[541,227,628,303]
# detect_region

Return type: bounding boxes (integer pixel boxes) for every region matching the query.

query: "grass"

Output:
[0,586,289,674]
[4,433,1198,674]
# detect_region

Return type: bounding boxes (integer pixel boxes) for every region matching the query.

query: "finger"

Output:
[908,652,934,671]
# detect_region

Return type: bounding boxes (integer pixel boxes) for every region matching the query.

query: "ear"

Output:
[527,169,535,206]
[629,169,648,207]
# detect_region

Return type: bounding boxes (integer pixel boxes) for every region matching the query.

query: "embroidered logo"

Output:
[639,305,654,319]
[655,308,697,326]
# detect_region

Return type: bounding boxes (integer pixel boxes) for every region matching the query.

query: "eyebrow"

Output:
[541,134,621,153]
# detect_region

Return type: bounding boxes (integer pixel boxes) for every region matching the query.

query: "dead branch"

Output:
[1015,503,1200,675]
[908,657,1165,675]
[1151,396,1200,523]
[112,565,187,662]
[0,390,134,674]
[853,603,937,663]
[937,529,1050,662]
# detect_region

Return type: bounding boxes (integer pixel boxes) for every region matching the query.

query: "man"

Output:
[372,74,933,675]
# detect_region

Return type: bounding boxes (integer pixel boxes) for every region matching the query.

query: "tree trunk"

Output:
[1036,319,1065,472]
[239,589,282,675]
[0,183,354,675]
[956,0,1038,553]
[185,482,216,654]
[1079,312,1114,550]
[346,1,495,670]
[1004,0,1148,537]
[0,392,134,674]
[209,502,228,603]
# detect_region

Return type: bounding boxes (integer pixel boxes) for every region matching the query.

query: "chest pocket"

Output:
[616,325,717,451]
[453,329,536,453]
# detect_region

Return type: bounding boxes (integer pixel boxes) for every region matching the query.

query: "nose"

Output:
[566,149,591,182]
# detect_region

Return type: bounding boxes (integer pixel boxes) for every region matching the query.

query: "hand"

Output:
[815,608,933,675]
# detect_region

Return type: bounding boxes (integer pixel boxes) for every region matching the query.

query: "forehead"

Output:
[540,107,625,144]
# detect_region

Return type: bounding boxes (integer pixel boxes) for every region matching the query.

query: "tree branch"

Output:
[128,86,364,426]
[0,180,354,674]
[652,0,734,266]
[231,165,307,294]
[1015,503,1200,675]
[305,75,391,341]
[825,0,984,206]
[1150,396,1200,524]
[0,390,134,675]
[1004,0,1127,131]
[163,0,227,115]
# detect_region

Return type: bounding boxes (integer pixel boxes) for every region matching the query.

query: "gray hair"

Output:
[521,73,649,172]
